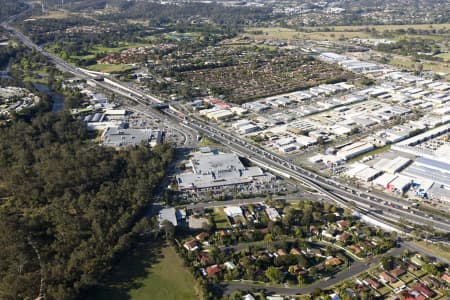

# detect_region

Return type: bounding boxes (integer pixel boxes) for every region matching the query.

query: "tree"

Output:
[265,266,283,283]
[380,256,394,270]
[160,220,175,240]
[311,287,322,298]
[423,263,438,275]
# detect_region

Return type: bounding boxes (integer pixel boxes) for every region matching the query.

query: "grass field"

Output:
[197,136,222,149]
[390,56,450,79]
[412,241,450,262]
[245,24,450,42]
[436,52,450,62]
[213,208,230,229]
[303,23,450,32]
[90,242,199,300]
[244,27,372,41]
[86,64,135,73]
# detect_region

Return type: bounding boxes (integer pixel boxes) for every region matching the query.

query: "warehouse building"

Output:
[373,156,412,174]
[387,175,412,193]
[345,163,382,182]
[402,158,450,188]
[336,142,375,160]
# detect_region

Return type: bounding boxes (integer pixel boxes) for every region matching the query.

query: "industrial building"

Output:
[373,156,411,174]
[336,142,375,160]
[345,163,382,182]
[402,158,450,189]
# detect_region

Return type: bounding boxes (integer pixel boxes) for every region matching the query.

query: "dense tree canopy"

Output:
[0,113,173,299]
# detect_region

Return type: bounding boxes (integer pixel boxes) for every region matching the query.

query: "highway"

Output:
[164,111,450,233]
[3,21,449,235]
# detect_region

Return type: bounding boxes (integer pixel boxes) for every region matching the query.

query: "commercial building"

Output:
[102,127,162,148]
[200,108,234,120]
[177,151,272,191]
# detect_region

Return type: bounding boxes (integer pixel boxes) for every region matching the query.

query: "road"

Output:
[221,245,406,295]
[3,20,450,235]
[183,192,321,210]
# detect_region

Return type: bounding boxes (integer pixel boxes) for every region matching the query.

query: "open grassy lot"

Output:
[436,52,450,62]
[244,27,372,41]
[389,56,450,79]
[34,9,71,19]
[86,63,135,73]
[246,24,450,42]
[412,241,450,263]
[399,273,416,284]
[213,208,230,229]
[377,285,392,296]
[90,242,199,300]
[304,23,450,32]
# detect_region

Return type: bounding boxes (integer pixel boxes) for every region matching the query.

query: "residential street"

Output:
[221,245,406,295]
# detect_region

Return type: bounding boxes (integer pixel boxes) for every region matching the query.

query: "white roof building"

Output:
[224,206,243,218]
[159,208,178,227]
[265,207,281,221]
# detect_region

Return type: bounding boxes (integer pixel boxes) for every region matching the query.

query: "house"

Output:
[184,239,200,251]
[365,277,382,289]
[307,247,324,257]
[330,293,342,300]
[325,257,342,266]
[355,284,370,292]
[310,225,320,235]
[413,283,435,298]
[441,273,450,284]
[379,271,398,283]
[243,294,256,300]
[337,220,349,228]
[195,232,209,241]
[277,249,287,256]
[337,232,351,243]
[198,251,211,265]
[224,206,243,218]
[265,207,281,221]
[224,261,236,270]
[290,248,303,256]
[390,268,406,278]
[407,262,421,272]
[422,275,441,288]
[401,291,426,300]
[321,229,335,239]
[350,245,363,254]
[411,255,426,266]
[289,264,304,274]
[206,265,222,277]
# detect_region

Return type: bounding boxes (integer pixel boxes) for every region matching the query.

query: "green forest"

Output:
[0,112,174,299]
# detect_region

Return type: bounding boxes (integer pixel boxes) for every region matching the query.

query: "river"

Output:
[33,83,65,112]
